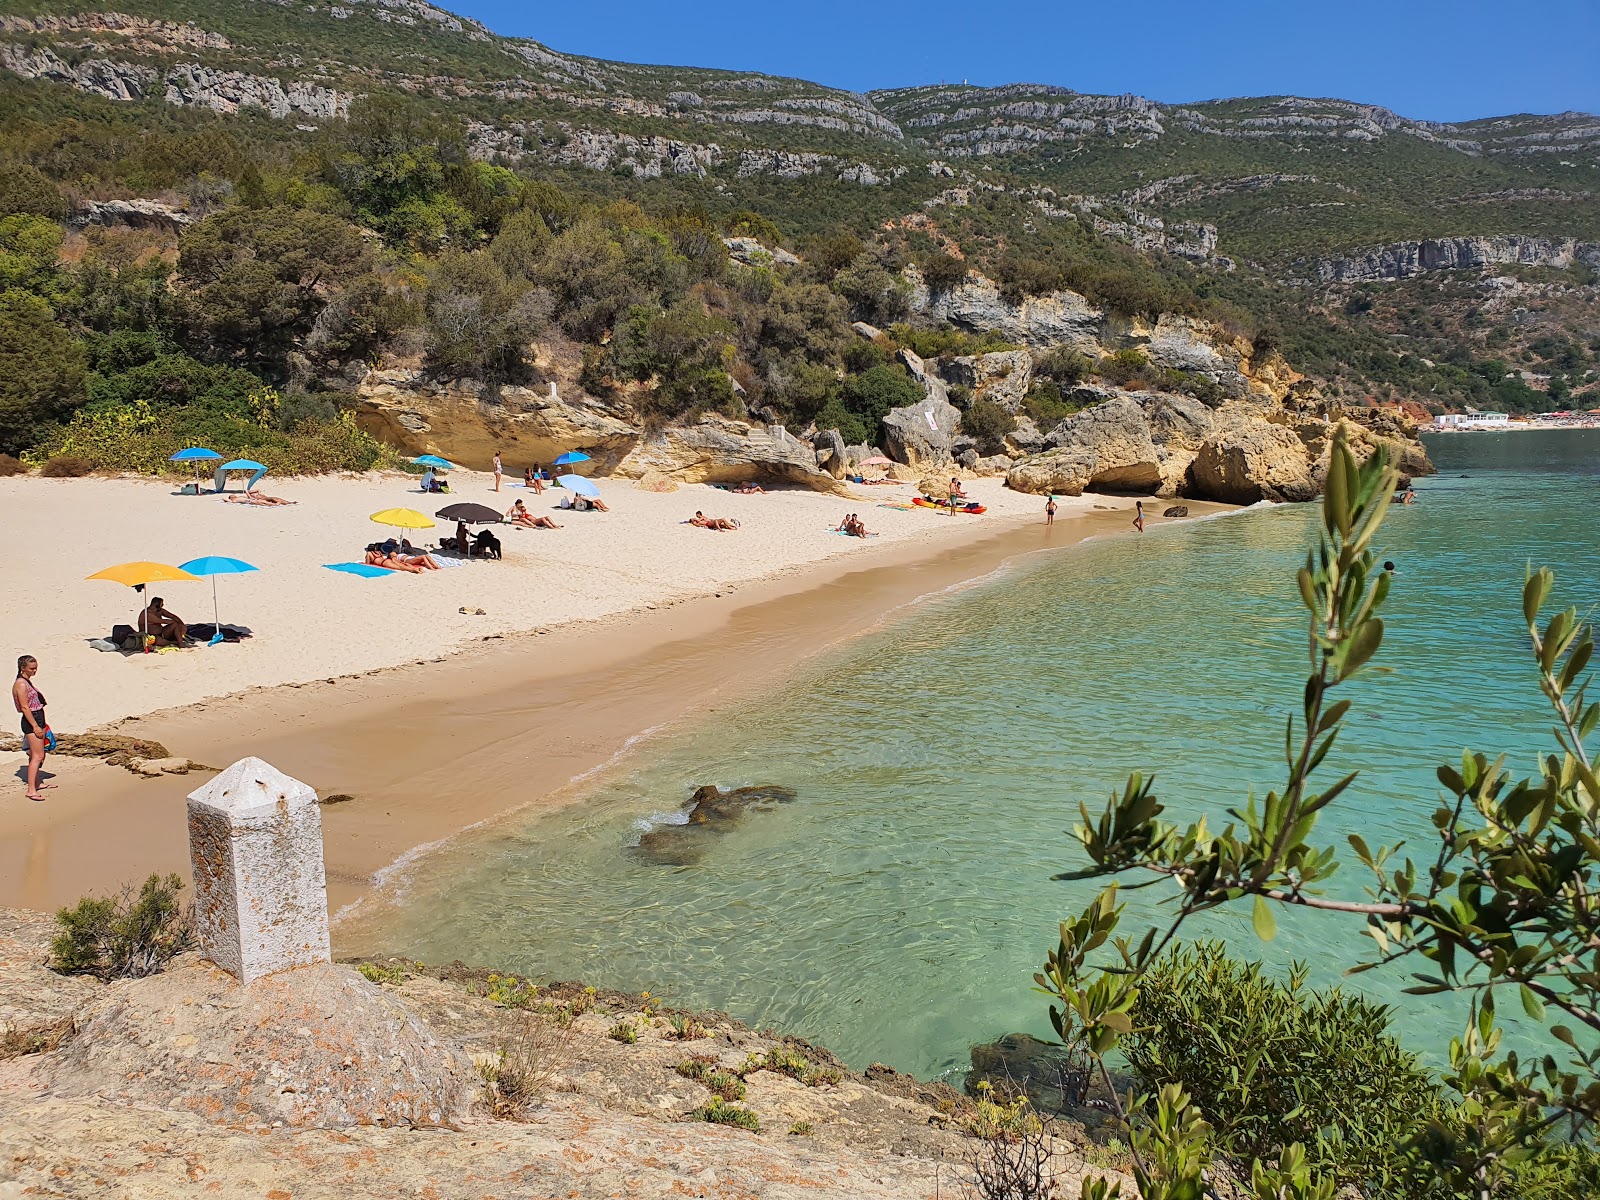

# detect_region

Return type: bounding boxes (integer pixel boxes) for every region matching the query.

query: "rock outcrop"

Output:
[611,415,848,493]
[1298,236,1600,284]
[947,349,1032,412]
[38,957,476,1129]
[1005,390,1427,503]
[355,369,639,470]
[882,349,961,467]
[915,273,1104,350]
[633,784,799,867]
[1190,415,1318,503]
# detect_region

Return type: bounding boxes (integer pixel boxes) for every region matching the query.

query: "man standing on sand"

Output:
[492,450,503,493]
[1045,495,1056,526]
[1133,500,1145,533]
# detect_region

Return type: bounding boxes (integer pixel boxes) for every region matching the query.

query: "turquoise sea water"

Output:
[366,430,1600,1081]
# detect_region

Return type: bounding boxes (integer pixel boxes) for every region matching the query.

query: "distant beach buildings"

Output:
[1435,409,1510,430]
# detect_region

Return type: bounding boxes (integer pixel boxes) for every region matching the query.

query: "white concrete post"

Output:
[187,757,331,984]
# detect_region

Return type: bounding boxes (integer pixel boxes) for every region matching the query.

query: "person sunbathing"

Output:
[732,480,766,494]
[572,495,610,512]
[690,511,739,531]
[507,500,560,529]
[226,491,295,506]
[847,515,871,537]
[365,548,423,573]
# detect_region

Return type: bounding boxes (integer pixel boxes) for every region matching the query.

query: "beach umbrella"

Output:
[861,456,895,467]
[435,502,502,524]
[86,561,200,587]
[213,459,267,494]
[369,507,435,531]
[412,454,455,469]
[178,556,258,640]
[323,562,392,579]
[557,474,600,498]
[170,447,222,495]
[552,451,590,467]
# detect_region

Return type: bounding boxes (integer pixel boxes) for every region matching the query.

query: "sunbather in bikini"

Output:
[690,511,739,531]
[226,491,295,506]
[365,549,424,573]
[507,499,560,529]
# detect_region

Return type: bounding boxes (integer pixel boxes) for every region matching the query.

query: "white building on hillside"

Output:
[1436,409,1510,430]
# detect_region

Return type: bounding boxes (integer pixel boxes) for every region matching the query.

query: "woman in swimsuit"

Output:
[13,655,52,801]
[508,500,559,529]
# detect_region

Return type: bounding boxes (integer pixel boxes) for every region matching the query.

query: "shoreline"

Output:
[2,482,1229,921]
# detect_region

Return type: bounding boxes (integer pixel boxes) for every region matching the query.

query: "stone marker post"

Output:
[187,756,331,983]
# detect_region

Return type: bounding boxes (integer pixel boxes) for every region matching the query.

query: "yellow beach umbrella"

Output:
[86,561,200,587]
[369,507,435,531]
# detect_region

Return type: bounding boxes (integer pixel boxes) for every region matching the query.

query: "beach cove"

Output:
[0,470,1178,913]
[342,430,1600,1081]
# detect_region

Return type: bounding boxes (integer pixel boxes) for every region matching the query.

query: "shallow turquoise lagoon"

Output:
[366,430,1600,1079]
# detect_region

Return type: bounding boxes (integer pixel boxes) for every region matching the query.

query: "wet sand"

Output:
[0,499,1220,927]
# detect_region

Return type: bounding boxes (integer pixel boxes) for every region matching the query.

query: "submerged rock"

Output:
[967,1032,1091,1114]
[633,783,798,866]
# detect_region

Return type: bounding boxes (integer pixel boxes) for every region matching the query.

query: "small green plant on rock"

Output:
[607,1020,638,1044]
[788,1121,814,1136]
[695,1095,760,1132]
[677,1056,746,1100]
[482,973,539,1009]
[966,1082,1043,1143]
[477,1014,574,1120]
[666,1012,708,1040]
[357,960,410,985]
[51,873,194,981]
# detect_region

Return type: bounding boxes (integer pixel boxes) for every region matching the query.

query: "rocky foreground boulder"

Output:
[612,415,849,493]
[0,910,1125,1199]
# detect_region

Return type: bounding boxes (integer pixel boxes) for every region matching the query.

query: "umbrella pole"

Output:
[211,576,219,628]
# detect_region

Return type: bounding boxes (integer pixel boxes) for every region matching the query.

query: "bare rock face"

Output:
[612,415,848,493]
[37,958,476,1129]
[1299,235,1600,284]
[1007,396,1163,495]
[946,349,1033,413]
[916,273,1104,350]
[355,369,638,471]
[0,910,101,1051]
[883,349,961,467]
[1191,413,1318,503]
[814,426,848,478]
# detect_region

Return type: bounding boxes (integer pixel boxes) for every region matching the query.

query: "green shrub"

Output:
[607,1020,638,1044]
[1034,347,1092,386]
[960,396,1016,454]
[1124,942,1439,1194]
[1022,381,1072,427]
[51,873,194,981]
[1096,348,1151,387]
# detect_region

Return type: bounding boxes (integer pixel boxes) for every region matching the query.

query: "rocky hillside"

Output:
[3,1,1595,263]
[0,0,1588,492]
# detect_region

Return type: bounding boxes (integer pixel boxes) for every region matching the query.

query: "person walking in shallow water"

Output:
[1133,499,1145,533]
[1045,495,1056,526]
[12,655,52,802]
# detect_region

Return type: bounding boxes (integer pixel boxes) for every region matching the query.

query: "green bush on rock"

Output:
[51,873,194,982]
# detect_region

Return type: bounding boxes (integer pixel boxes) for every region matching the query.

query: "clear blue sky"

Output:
[447,0,1598,122]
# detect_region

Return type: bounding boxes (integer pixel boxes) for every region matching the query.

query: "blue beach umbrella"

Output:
[323,562,392,579]
[551,451,590,467]
[557,474,600,498]
[178,555,259,641]
[412,454,455,469]
[170,446,223,494]
[213,459,268,494]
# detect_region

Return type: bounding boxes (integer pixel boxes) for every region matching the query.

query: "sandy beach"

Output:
[0,469,1199,922]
